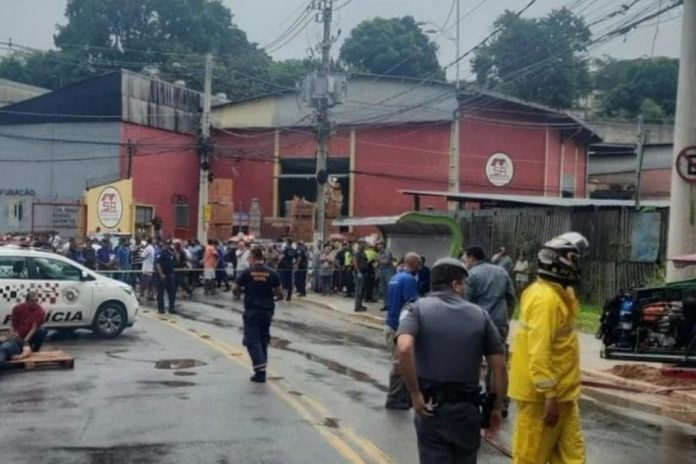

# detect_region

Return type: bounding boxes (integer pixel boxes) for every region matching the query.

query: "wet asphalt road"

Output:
[1,293,695,463]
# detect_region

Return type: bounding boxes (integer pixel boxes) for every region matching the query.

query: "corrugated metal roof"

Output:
[0,79,48,107]
[332,216,401,227]
[332,214,456,236]
[0,70,202,134]
[213,74,599,139]
[586,120,673,146]
[400,189,670,208]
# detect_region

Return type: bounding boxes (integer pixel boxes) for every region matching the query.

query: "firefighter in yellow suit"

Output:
[509,232,589,464]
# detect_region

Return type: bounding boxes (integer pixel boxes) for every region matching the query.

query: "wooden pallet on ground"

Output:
[8,350,74,371]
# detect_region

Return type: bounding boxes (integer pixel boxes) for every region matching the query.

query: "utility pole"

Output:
[666,0,696,283]
[197,53,213,243]
[634,115,646,209]
[448,0,461,212]
[313,0,334,250]
[455,0,461,89]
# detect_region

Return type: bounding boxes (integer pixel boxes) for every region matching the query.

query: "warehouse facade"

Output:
[211,74,599,237]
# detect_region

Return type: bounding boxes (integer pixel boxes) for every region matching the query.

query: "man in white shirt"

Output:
[140,237,156,300]
[237,241,250,273]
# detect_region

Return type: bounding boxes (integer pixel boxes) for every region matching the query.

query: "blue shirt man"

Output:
[96,242,112,270]
[155,245,176,314]
[385,252,422,410]
[387,270,419,331]
[217,244,227,270]
[115,241,131,283]
[116,242,130,268]
[417,257,431,296]
[155,246,175,276]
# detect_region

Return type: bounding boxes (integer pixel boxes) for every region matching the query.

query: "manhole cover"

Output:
[155,359,207,370]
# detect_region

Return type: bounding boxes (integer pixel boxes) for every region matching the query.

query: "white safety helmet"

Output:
[537,232,589,285]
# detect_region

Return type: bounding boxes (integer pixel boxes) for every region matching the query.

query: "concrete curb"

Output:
[581,368,696,427]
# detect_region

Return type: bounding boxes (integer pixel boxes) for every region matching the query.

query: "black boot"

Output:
[250,370,267,383]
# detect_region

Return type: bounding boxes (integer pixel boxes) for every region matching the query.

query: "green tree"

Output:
[472,8,592,108]
[339,16,444,80]
[0,0,274,100]
[268,59,321,91]
[638,98,668,123]
[594,57,678,120]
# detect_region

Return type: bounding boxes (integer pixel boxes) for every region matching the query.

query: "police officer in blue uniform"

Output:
[278,238,296,302]
[154,241,177,314]
[233,247,283,383]
[294,241,309,297]
[397,258,508,463]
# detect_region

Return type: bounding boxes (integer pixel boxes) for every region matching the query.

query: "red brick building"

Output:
[211,75,598,237]
[0,70,204,239]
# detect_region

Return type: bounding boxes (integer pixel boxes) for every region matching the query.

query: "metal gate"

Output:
[31,202,87,240]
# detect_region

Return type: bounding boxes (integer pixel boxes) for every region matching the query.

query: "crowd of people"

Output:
[384,234,589,464]
[3,229,589,464]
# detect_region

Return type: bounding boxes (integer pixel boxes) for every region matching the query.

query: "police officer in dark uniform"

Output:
[278,238,296,302]
[396,258,507,464]
[155,241,177,314]
[233,247,283,383]
[294,241,309,297]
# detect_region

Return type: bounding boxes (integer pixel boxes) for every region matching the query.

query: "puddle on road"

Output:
[269,336,389,393]
[179,305,383,350]
[48,443,170,463]
[175,306,390,393]
[322,417,340,428]
[345,389,365,403]
[137,380,195,388]
[173,371,197,377]
[272,318,384,350]
[155,359,207,370]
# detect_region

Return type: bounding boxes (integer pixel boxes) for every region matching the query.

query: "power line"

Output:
[257,1,314,48]
[344,0,681,125]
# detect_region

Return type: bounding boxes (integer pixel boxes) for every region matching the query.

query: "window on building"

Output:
[562,174,575,198]
[6,198,24,228]
[175,204,189,229]
[278,158,350,217]
[135,205,154,235]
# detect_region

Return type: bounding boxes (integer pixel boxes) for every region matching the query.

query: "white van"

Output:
[0,247,138,338]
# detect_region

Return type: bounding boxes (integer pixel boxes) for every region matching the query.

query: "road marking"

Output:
[301,395,395,464]
[144,312,393,464]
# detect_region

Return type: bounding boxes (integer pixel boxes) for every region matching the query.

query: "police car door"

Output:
[0,255,32,331]
[29,256,93,329]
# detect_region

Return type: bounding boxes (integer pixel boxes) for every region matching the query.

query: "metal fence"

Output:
[457,206,668,304]
[31,202,87,240]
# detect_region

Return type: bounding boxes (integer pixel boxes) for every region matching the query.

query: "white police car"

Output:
[0,247,138,338]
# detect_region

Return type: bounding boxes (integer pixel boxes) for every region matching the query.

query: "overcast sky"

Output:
[0,0,683,80]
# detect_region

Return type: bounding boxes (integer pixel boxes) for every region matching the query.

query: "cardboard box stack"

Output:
[208,179,234,240]
[285,188,344,242]
[287,197,314,242]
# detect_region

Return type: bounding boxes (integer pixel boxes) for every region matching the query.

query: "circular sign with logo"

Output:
[676,146,696,184]
[97,186,123,229]
[62,287,80,305]
[485,152,514,187]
